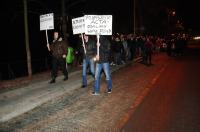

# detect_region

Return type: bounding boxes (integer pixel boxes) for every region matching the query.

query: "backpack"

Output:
[66,47,74,64]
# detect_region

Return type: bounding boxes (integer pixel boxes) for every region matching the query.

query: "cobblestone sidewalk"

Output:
[0,54,169,131]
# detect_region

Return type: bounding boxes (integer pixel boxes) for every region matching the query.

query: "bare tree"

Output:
[23,0,32,78]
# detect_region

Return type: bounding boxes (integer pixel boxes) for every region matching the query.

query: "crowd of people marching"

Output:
[47,31,188,95]
[74,33,188,67]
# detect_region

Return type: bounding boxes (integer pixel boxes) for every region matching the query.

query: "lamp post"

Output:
[133,0,136,35]
[167,9,176,34]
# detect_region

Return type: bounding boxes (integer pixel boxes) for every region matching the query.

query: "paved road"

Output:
[122,44,200,132]
[1,46,193,132]
[0,52,165,132]
[0,59,139,123]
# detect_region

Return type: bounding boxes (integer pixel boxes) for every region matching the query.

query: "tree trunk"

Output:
[23,0,32,78]
[61,0,68,41]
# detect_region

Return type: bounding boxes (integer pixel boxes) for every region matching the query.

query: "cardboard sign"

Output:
[40,13,54,31]
[84,15,112,35]
[72,17,85,34]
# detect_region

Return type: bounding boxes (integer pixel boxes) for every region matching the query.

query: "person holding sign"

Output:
[92,35,112,95]
[81,34,96,88]
[47,31,68,83]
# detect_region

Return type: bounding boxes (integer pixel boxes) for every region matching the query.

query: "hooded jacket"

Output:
[97,36,111,63]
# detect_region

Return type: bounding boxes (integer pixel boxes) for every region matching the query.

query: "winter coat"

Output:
[50,38,68,58]
[98,36,111,63]
[83,39,97,59]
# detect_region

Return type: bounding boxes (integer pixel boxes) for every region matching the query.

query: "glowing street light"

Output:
[172,11,176,16]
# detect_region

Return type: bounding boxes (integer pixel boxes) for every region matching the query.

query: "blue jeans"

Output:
[94,62,112,93]
[82,57,95,86]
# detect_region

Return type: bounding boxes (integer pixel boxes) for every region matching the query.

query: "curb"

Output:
[0,57,142,123]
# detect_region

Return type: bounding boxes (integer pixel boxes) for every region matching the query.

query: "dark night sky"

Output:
[0,0,199,79]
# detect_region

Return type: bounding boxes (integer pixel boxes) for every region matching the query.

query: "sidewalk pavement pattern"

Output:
[0,53,170,131]
[0,58,142,123]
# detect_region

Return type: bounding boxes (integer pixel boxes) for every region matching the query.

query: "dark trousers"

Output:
[145,52,152,65]
[51,56,68,79]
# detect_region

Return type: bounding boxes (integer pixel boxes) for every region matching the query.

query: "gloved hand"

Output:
[63,54,66,58]
[47,43,50,51]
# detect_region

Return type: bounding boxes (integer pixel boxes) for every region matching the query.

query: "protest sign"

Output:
[40,13,54,45]
[72,17,85,34]
[40,13,54,31]
[72,16,86,53]
[84,15,112,35]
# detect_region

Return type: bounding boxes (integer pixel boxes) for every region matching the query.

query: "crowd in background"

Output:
[70,33,188,68]
[0,31,188,81]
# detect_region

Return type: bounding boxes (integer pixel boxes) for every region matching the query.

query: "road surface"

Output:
[122,43,200,132]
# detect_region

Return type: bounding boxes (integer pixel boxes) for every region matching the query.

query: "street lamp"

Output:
[172,11,176,16]
[133,0,136,35]
[167,9,176,34]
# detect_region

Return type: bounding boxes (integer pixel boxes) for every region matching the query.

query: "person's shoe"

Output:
[91,91,100,95]
[63,76,68,81]
[49,79,55,84]
[107,89,112,93]
[81,85,86,88]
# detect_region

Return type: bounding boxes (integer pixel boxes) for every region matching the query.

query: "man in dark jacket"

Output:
[92,36,112,95]
[47,31,68,83]
[81,34,96,88]
[144,37,153,65]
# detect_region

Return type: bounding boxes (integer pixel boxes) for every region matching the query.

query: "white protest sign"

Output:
[84,15,112,35]
[40,13,54,31]
[72,17,85,34]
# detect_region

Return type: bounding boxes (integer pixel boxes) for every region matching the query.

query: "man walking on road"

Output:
[92,36,112,95]
[81,34,96,88]
[144,37,153,66]
[47,31,68,83]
